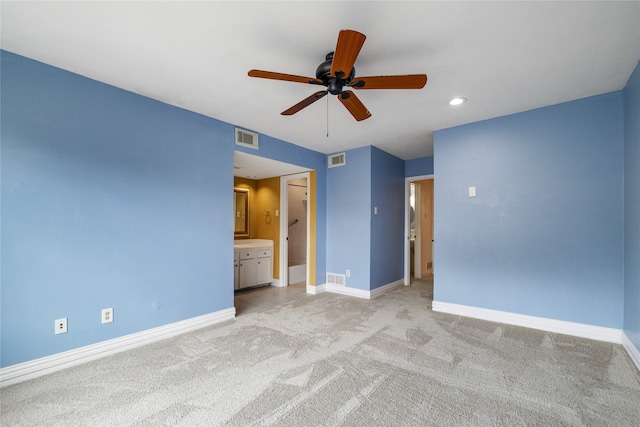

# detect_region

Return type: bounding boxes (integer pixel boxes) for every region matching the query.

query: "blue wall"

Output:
[326,146,405,291]
[326,147,371,290]
[405,156,434,177]
[1,51,235,366]
[5,46,635,371]
[371,147,405,289]
[433,92,624,328]
[0,51,328,367]
[624,61,640,350]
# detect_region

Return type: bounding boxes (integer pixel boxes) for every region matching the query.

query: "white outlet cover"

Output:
[102,308,114,324]
[55,318,67,334]
[468,186,477,197]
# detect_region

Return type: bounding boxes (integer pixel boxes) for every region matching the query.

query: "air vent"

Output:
[235,128,259,150]
[327,273,346,286]
[328,152,346,168]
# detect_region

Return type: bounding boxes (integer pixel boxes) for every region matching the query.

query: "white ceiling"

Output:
[2,1,639,167]
[234,151,310,180]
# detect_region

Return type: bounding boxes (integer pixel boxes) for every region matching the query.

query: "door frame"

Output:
[404,174,434,285]
[414,182,423,279]
[279,172,311,288]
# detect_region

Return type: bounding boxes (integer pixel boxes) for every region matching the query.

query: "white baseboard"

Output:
[307,283,326,294]
[326,284,370,299]
[0,307,236,388]
[370,279,404,299]
[322,279,404,300]
[432,300,622,344]
[622,331,640,372]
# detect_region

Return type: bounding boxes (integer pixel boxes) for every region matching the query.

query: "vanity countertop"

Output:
[234,239,274,249]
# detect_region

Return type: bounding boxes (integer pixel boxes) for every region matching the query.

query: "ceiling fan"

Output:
[248,29,427,121]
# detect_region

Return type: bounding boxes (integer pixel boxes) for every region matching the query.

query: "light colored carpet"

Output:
[2,279,639,426]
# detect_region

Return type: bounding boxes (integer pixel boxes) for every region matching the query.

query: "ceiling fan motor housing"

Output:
[316,52,356,95]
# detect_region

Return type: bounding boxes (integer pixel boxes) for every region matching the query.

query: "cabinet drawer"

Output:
[239,249,257,260]
[257,248,272,258]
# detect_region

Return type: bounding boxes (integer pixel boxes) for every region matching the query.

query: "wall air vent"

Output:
[328,152,346,168]
[327,273,346,286]
[235,128,259,150]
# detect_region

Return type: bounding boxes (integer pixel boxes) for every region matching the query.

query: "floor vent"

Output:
[235,128,259,150]
[328,152,346,168]
[327,273,346,286]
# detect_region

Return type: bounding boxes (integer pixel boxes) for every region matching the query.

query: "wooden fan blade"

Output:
[281,91,328,116]
[352,74,428,90]
[330,30,366,79]
[338,90,371,121]
[249,69,322,85]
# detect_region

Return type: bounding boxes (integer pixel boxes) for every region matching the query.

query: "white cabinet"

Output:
[256,248,273,285]
[238,249,258,289]
[234,242,273,290]
[234,251,239,290]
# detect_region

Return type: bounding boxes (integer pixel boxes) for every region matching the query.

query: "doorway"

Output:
[280,172,311,287]
[404,175,434,285]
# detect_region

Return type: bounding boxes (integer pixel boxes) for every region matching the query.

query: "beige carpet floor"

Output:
[2,278,639,426]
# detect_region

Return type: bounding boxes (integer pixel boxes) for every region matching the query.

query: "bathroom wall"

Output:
[287,178,308,266]
[255,177,280,279]
[234,177,258,238]
[233,176,280,279]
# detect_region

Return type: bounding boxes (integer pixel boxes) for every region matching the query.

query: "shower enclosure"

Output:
[287,178,308,284]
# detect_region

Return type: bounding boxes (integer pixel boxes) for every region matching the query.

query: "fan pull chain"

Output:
[326,94,329,137]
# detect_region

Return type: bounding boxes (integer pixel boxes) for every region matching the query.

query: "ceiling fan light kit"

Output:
[248,29,428,121]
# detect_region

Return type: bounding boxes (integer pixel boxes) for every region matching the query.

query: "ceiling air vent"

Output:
[328,152,346,168]
[235,128,259,150]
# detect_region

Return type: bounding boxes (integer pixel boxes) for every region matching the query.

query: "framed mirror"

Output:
[234,187,249,237]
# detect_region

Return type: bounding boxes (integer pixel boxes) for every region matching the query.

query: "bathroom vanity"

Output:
[234,239,273,290]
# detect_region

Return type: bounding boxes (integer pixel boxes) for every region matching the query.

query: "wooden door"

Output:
[420,180,434,276]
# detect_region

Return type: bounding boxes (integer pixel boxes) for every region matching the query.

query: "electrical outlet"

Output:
[102,308,114,324]
[346,269,351,277]
[55,318,67,335]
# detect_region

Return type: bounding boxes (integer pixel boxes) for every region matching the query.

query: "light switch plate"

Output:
[468,186,477,197]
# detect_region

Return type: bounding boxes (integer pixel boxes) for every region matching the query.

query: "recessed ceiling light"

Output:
[449,97,467,106]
